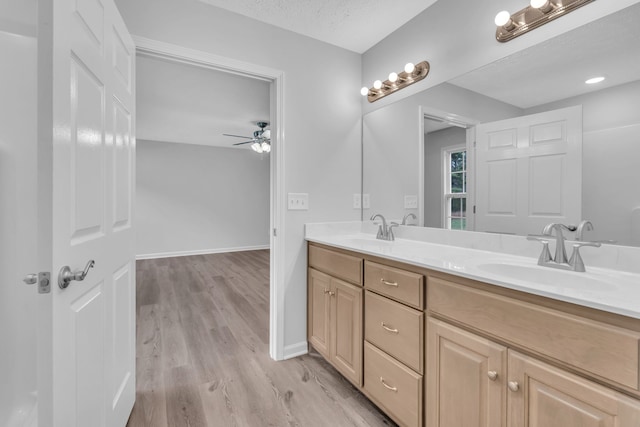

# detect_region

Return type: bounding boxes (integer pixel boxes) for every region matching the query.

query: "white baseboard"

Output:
[136,245,270,260]
[283,341,308,360]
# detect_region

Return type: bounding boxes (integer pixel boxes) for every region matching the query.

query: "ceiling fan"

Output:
[223,121,271,153]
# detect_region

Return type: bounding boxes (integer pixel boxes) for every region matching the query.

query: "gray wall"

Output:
[136,140,270,257]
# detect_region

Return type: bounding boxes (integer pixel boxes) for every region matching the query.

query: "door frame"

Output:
[133,37,287,361]
[418,106,478,230]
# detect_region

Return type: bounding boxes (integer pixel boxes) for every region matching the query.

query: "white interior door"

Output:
[475,106,582,235]
[47,0,136,425]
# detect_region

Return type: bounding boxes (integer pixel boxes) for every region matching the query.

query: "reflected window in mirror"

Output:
[444,147,467,230]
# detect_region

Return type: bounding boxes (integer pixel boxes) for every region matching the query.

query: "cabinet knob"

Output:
[323,289,330,294]
[328,291,335,297]
[487,371,498,381]
[508,381,520,392]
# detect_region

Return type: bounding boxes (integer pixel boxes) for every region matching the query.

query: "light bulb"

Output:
[494,10,511,26]
[360,87,369,96]
[373,80,383,90]
[404,63,415,74]
[388,72,398,83]
[585,76,605,84]
[261,142,270,153]
[530,0,548,8]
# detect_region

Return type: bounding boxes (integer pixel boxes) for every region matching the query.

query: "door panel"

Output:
[49,0,135,425]
[426,318,507,427]
[507,351,640,427]
[476,106,582,235]
[331,279,362,386]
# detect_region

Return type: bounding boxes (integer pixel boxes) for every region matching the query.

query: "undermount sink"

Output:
[476,262,614,291]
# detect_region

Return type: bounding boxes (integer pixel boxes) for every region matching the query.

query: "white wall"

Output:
[0,30,38,426]
[424,126,466,228]
[363,83,522,222]
[136,140,270,257]
[115,0,362,355]
[362,0,639,114]
[525,80,640,246]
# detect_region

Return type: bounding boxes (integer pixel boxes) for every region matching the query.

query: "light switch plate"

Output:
[404,195,418,209]
[363,194,370,209]
[288,193,309,210]
[353,193,361,209]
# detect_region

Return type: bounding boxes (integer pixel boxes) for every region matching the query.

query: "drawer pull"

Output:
[380,278,398,287]
[380,377,398,392]
[487,371,498,381]
[508,381,520,392]
[381,322,399,334]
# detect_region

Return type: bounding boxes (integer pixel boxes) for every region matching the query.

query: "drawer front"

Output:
[309,244,362,285]
[364,341,423,427]
[365,291,423,373]
[428,277,640,390]
[365,261,424,308]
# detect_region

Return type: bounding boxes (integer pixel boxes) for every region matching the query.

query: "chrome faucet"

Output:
[575,220,593,241]
[528,222,600,272]
[370,214,396,241]
[402,213,417,226]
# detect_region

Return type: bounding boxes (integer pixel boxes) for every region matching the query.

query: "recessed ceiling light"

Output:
[585,77,605,84]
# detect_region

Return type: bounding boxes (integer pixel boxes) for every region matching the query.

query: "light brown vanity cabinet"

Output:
[308,245,363,386]
[426,275,640,427]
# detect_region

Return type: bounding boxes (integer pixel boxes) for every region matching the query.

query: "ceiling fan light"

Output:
[262,142,271,153]
[262,129,271,139]
[251,142,262,153]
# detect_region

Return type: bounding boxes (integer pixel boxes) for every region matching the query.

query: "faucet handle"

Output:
[567,241,602,272]
[388,222,400,241]
[527,235,552,265]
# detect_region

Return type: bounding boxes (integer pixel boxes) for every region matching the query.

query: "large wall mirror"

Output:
[363,3,640,247]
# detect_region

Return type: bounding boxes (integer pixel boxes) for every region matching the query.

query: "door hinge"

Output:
[473,205,476,214]
[473,140,477,148]
[273,228,277,237]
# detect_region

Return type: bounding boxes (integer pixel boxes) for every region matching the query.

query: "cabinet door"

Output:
[426,318,507,427]
[508,350,640,427]
[308,268,331,359]
[331,278,363,386]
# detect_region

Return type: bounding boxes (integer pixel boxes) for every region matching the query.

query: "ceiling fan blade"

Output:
[223,133,253,139]
[232,140,256,146]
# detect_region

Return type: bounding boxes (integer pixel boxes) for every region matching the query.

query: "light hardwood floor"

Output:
[128,250,396,427]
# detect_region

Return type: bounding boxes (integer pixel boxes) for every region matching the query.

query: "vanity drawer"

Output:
[309,244,362,285]
[365,261,424,309]
[364,341,422,427]
[428,276,640,390]
[365,291,423,373]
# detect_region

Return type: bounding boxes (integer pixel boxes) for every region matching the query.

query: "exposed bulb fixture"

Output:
[360,60,430,103]
[585,76,605,84]
[495,0,594,42]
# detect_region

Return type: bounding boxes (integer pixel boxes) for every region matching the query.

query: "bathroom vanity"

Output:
[306,224,640,427]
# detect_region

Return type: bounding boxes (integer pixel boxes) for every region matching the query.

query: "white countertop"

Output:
[305,222,640,320]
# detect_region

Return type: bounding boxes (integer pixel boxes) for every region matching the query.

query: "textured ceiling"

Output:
[136,54,270,149]
[197,0,438,53]
[449,3,640,109]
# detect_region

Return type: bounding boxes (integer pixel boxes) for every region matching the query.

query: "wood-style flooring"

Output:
[128,250,396,427]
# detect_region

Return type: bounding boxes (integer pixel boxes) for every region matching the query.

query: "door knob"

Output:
[58,260,95,289]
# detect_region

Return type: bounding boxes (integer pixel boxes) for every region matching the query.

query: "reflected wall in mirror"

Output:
[362,3,640,246]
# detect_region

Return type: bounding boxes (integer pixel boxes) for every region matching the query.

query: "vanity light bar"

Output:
[495,0,595,43]
[361,61,430,103]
